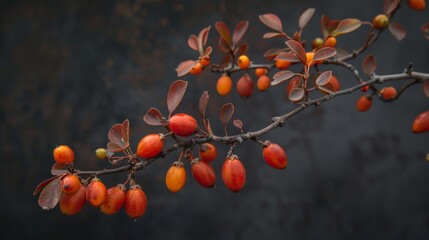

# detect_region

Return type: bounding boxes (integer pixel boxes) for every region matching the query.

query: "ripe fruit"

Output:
[380,87,397,100]
[257,75,271,92]
[95,148,107,160]
[237,74,254,98]
[408,0,426,10]
[356,95,372,112]
[275,59,291,70]
[168,113,198,137]
[255,68,267,77]
[101,184,126,215]
[137,134,164,159]
[199,143,217,162]
[53,145,75,164]
[60,184,86,215]
[320,75,341,94]
[305,52,315,66]
[262,142,288,170]
[200,56,211,67]
[412,110,429,133]
[125,185,147,219]
[191,159,216,188]
[312,37,324,49]
[61,174,81,195]
[222,156,246,192]
[189,62,203,75]
[216,74,233,96]
[237,55,250,69]
[361,85,369,92]
[165,162,187,192]
[86,178,107,207]
[372,14,389,29]
[324,37,337,48]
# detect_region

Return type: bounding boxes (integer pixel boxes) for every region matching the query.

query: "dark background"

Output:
[1,0,429,239]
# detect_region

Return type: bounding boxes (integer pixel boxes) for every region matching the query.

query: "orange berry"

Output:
[356,95,372,112]
[199,143,217,163]
[168,113,198,137]
[237,55,250,69]
[262,142,288,170]
[372,14,389,30]
[255,68,267,77]
[189,62,203,75]
[320,75,341,94]
[101,184,126,215]
[221,156,246,192]
[312,37,324,50]
[237,74,254,98]
[191,159,216,188]
[305,52,315,66]
[165,162,187,193]
[286,76,301,95]
[125,185,147,219]
[95,148,107,160]
[324,37,337,48]
[53,145,75,164]
[257,75,271,92]
[412,110,429,133]
[380,86,397,100]
[199,56,211,67]
[86,178,107,207]
[216,74,233,96]
[61,174,81,195]
[408,0,426,10]
[275,59,291,70]
[59,183,86,215]
[137,134,164,159]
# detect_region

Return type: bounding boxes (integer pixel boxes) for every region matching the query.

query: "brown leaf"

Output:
[143,107,164,126]
[263,32,286,39]
[201,46,213,58]
[315,71,332,86]
[389,22,406,41]
[259,13,283,32]
[289,88,305,102]
[233,119,243,131]
[51,163,70,176]
[362,54,377,75]
[219,55,232,68]
[176,60,197,77]
[272,71,295,85]
[198,26,211,54]
[108,119,130,152]
[299,8,315,30]
[232,21,249,47]
[38,177,62,210]
[234,44,248,57]
[321,15,340,39]
[220,103,234,125]
[218,38,231,53]
[275,52,301,62]
[188,34,199,51]
[264,48,285,61]
[383,0,400,15]
[199,91,209,118]
[285,40,307,64]
[332,19,362,37]
[167,80,188,115]
[423,82,429,98]
[314,47,337,61]
[215,22,231,46]
[33,176,61,196]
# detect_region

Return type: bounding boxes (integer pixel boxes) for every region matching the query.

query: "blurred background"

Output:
[1,0,429,239]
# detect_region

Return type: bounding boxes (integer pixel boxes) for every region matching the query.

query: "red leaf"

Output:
[263,32,286,39]
[285,40,307,64]
[188,34,199,51]
[167,80,188,115]
[108,119,130,152]
[198,26,211,54]
[274,51,301,62]
[299,8,315,30]
[362,54,377,75]
[176,60,197,77]
[263,48,285,61]
[143,107,164,126]
[218,38,231,53]
[259,13,283,32]
[232,21,249,47]
[289,88,305,102]
[233,119,243,131]
[234,44,248,57]
[220,103,234,125]
[315,71,332,86]
[199,91,209,118]
[383,0,400,15]
[272,71,295,85]
[332,19,362,37]
[423,82,429,98]
[314,47,337,61]
[389,22,406,41]
[201,46,213,58]
[33,176,61,196]
[38,177,62,210]
[215,22,231,46]
[321,15,340,39]
[219,55,232,68]
[51,163,69,176]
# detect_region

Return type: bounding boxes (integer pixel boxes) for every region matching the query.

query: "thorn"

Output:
[405,63,413,74]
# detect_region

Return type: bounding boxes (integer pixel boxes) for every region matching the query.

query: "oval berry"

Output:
[190,62,203,75]
[408,0,426,10]
[257,75,271,92]
[199,56,211,67]
[324,37,337,48]
[380,87,397,100]
[238,55,250,69]
[53,145,75,164]
[372,14,389,30]
[191,159,216,188]
[86,178,107,207]
[412,110,429,133]
[255,68,267,77]
[59,184,86,215]
[221,156,246,192]
[356,95,372,112]
[100,184,126,215]
[320,75,341,94]
[199,143,217,163]
[137,134,164,159]
[61,174,81,195]
[125,185,147,219]
[237,74,254,98]
[165,162,187,193]
[169,113,198,137]
[275,59,291,70]
[262,142,288,170]
[217,74,233,96]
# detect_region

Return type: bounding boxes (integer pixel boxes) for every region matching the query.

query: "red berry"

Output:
[191,159,216,188]
[165,162,187,193]
[59,184,86,215]
[61,174,81,195]
[380,87,397,100]
[101,184,126,215]
[221,156,246,192]
[125,185,147,219]
[53,145,75,164]
[257,75,271,92]
[412,110,429,133]
[137,134,164,159]
[86,178,107,207]
[168,113,198,137]
[237,74,254,98]
[356,95,372,112]
[199,143,217,163]
[262,142,288,170]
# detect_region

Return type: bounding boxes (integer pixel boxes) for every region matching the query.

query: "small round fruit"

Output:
[275,59,291,70]
[324,37,337,48]
[60,184,86,215]
[137,134,164,159]
[200,57,211,67]
[237,55,250,69]
[262,142,287,170]
[190,62,203,75]
[101,184,126,215]
[380,87,397,100]
[222,156,246,192]
[95,148,107,160]
[237,74,254,98]
[312,37,324,49]
[86,178,107,207]
[165,162,187,193]
[305,52,315,66]
[53,145,75,164]
[125,185,147,219]
[61,174,81,195]
[356,95,372,112]
[168,113,198,137]
[412,110,429,133]
[216,74,233,96]
[361,86,369,92]
[320,75,341,94]
[191,159,216,188]
[199,143,217,163]
[408,0,426,10]
[255,68,267,77]
[372,14,389,29]
[257,75,271,92]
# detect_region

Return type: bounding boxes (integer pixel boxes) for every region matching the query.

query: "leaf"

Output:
[272,71,295,85]
[314,47,337,61]
[233,119,243,131]
[289,88,305,102]
[33,176,61,196]
[198,26,211,54]
[143,107,164,126]
[176,60,197,77]
[259,13,283,32]
[219,55,232,68]
[315,71,332,86]
[218,38,231,53]
[199,91,209,118]
[332,19,362,37]
[321,15,340,39]
[232,21,249,47]
[423,82,429,98]
[167,80,188,115]
[215,22,231,46]
[51,163,69,176]
[299,8,315,30]
[188,34,199,51]
[274,51,301,62]
[362,54,377,75]
[234,44,248,57]
[383,0,400,15]
[38,177,62,210]
[201,46,213,58]
[264,48,285,61]
[285,40,307,64]
[108,119,130,152]
[263,32,286,39]
[389,22,406,41]
[220,103,234,125]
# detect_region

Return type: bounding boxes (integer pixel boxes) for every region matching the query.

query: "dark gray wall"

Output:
[1,0,429,239]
